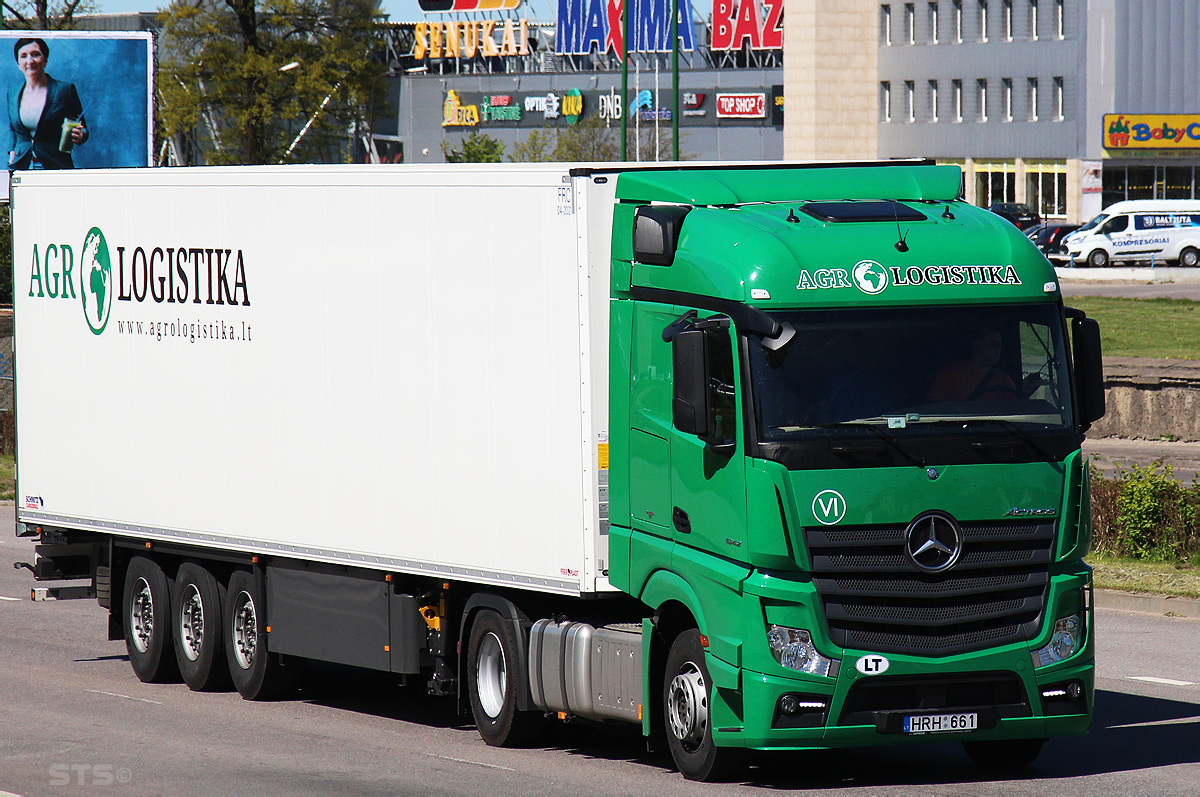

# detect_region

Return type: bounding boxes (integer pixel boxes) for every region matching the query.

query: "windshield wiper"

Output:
[803,422,927,469]
[924,418,1059,463]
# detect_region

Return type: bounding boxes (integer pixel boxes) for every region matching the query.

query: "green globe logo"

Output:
[80,227,113,335]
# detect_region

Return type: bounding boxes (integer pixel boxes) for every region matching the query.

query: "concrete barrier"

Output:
[1090,358,1200,442]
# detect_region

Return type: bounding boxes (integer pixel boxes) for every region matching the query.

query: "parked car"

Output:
[988,202,1041,230]
[1026,222,1081,262]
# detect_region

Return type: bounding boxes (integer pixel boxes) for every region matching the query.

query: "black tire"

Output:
[224,570,298,700]
[1179,246,1200,268]
[172,562,231,692]
[123,555,179,683]
[963,738,1045,769]
[1086,249,1109,268]
[663,629,743,782]
[466,609,541,747]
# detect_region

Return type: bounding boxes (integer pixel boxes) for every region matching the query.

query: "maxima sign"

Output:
[557,0,696,56]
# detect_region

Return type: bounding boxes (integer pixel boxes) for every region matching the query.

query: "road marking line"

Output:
[1128,676,1197,687]
[87,689,162,705]
[0,596,21,601]
[1107,715,1200,730]
[423,753,516,771]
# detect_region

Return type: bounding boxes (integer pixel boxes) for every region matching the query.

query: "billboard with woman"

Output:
[1,30,152,199]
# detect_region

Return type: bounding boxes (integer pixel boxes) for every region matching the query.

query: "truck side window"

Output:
[707,328,736,442]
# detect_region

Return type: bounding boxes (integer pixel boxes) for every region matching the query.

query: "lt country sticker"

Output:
[812,489,847,525]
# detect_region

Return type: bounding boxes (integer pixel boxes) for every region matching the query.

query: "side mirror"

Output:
[1072,316,1106,428]
[672,329,709,438]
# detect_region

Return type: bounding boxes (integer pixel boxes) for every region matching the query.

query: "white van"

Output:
[1065,199,1200,267]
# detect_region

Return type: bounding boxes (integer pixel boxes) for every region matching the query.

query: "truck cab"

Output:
[604,163,1104,779]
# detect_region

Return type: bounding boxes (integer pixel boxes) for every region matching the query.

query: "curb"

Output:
[1095,588,1200,619]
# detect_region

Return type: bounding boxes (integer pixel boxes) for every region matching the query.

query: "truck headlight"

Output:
[766,625,839,677]
[1032,614,1083,667]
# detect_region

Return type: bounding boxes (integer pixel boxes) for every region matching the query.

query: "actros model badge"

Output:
[905,511,963,572]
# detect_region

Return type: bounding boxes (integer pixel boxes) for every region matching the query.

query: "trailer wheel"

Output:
[1086,249,1109,268]
[963,738,1045,768]
[173,562,231,692]
[663,629,742,781]
[123,555,179,683]
[224,570,296,700]
[1179,246,1200,267]
[466,610,540,747]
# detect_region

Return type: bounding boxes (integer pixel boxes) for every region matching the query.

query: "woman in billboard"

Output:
[5,37,88,170]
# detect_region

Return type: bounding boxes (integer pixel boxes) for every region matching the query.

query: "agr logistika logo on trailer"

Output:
[27,226,253,338]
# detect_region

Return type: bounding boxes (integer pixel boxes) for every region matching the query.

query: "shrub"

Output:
[1091,462,1200,562]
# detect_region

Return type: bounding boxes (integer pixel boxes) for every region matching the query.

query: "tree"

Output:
[508,129,553,163]
[1,1,96,29]
[158,0,389,165]
[441,130,503,163]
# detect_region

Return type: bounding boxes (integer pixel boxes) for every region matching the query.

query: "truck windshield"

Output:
[746,304,1075,464]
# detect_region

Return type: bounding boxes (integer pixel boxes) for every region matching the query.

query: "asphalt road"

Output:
[1,509,1197,795]
[1057,266,1200,301]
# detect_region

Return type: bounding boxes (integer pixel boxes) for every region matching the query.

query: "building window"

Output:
[1004,0,1013,39]
[1026,161,1067,218]
[1030,0,1038,40]
[977,79,988,121]
[882,4,892,45]
[929,2,939,43]
[1053,76,1064,120]
[979,0,989,41]
[976,161,1016,206]
[1028,77,1039,120]
[954,0,963,42]
[1055,0,1064,38]
[929,80,940,121]
[1002,78,1013,121]
[905,3,915,42]
[881,81,892,121]
[905,81,915,121]
[953,79,963,121]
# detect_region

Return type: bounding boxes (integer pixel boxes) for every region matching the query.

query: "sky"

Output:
[91,0,560,23]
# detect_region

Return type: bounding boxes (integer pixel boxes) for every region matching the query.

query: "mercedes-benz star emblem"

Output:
[905,512,963,573]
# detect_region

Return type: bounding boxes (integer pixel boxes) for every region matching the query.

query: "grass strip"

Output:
[1062,295,1200,360]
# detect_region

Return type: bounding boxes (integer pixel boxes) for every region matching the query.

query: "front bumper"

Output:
[706,572,1094,751]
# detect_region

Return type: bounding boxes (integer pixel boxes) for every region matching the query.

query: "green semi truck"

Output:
[14,160,1103,781]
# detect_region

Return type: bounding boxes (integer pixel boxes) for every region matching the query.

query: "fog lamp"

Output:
[1033,613,1082,667]
[766,625,838,677]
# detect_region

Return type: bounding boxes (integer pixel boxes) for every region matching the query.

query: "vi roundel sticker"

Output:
[812,489,847,525]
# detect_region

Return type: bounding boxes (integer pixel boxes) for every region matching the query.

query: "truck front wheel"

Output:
[663,629,742,781]
[123,555,179,683]
[1087,249,1109,268]
[224,570,296,700]
[173,562,231,692]
[466,609,540,747]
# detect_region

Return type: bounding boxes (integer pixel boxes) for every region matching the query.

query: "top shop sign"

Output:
[556,0,696,56]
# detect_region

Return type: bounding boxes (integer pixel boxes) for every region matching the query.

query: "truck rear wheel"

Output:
[663,629,742,782]
[224,570,296,700]
[963,738,1045,768]
[1179,246,1200,267]
[123,555,179,683]
[466,609,541,747]
[173,562,231,692]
